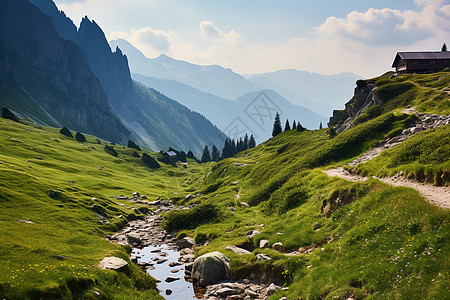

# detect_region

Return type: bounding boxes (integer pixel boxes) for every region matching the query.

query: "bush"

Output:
[162,204,219,231]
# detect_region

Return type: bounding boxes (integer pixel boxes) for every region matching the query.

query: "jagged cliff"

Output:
[328,80,381,133]
[0,0,130,143]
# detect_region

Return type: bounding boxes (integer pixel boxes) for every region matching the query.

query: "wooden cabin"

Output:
[392,51,450,73]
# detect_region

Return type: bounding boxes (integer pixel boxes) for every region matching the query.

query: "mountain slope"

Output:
[3,0,226,156]
[110,38,263,100]
[0,0,130,143]
[133,73,327,143]
[247,69,361,116]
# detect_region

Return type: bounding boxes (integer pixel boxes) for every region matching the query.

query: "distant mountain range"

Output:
[133,73,327,143]
[110,39,362,119]
[0,0,225,156]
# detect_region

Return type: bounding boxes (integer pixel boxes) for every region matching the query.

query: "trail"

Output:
[324,110,450,209]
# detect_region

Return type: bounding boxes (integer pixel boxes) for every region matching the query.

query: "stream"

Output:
[132,245,198,299]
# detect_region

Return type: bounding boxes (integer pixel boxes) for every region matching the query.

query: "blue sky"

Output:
[55,0,450,77]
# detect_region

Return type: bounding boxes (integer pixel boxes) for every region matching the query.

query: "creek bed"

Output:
[132,245,201,299]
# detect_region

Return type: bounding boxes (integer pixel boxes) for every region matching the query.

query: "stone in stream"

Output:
[165,289,172,295]
[176,237,195,249]
[169,261,183,267]
[165,276,180,283]
[192,252,230,287]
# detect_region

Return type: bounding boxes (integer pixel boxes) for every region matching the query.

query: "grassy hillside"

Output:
[162,72,449,299]
[0,118,208,299]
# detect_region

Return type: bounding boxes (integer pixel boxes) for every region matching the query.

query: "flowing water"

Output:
[132,245,198,299]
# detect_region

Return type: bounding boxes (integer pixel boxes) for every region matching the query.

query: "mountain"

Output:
[246,69,361,116]
[133,73,327,143]
[0,0,130,143]
[1,0,226,156]
[110,38,263,100]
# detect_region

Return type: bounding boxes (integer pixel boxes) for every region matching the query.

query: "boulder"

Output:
[75,132,86,142]
[165,277,180,283]
[259,240,270,249]
[225,245,251,255]
[176,237,195,249]
[98,257,129,273]
[48,189,60,199]
[192,251,230,287]
[2,107,19,122]
[127,233,142,246]
[132,192,140,198]
[127,140,141,151]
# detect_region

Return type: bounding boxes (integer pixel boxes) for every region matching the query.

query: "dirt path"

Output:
[324,110,450,209]
[323,167,450,209]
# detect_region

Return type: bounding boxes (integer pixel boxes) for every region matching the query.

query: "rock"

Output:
[186,194,195,200]
[75,132,86,142]
[169,261,183,267]
[165,277,180,283]
[176,237,195,249]
[229,206,236,212]
[91,204,108,217]
[156,258,168,264]
[165,289,172,295]
[246,230,260,239]
[2,107,19,122]
[52,255,66,260]
[226,245,251,255]
[256,254,271,261]
[272,242,284,251]
[132,151,140,158]
[216,287,238,297]
[127,140,141,151]
[313,223,322,230]
[170,269,180,273]
[259,240,270,249]
[192,251,230,287]
[240,202,249,208]
[411,127,425,134]
[48,190,60,199]
[127,233,142,246]
[17,220,34,224]
[266,283,281,296]
[148,200,161,206]
[98,257,129,273]
[59,127,73,138]
[231,181,240,185]
[132,192,140,198]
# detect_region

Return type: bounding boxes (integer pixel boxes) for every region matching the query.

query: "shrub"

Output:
[162,204,219,232]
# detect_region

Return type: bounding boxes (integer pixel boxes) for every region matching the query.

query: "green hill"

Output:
[162,71,449,299]
[0,118,208,299]
[0,71,448,299]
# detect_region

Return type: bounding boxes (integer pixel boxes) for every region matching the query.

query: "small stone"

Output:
[165,289,172,295]
[176,237,195,249]
[170,269,180,273]
[156,259,168,264]
[17,220,34,224]
[266,283,281,296]
[226,245,251,255]
[169,261,183,267]
[48,190,60,199]
[165,276,180,283]
[272,242,284,251]
[240,202,249,208]
[259,240,270,249]
[246,230,260,239]
[229,206,236,212]
[256,254,271,261]
[132,192,140,198]
[98,257,129,273]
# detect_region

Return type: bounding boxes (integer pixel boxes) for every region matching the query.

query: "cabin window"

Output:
[412,61,419,65]
[430,60,435,64]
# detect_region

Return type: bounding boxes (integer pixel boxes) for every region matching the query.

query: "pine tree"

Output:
[187,150,196,160]
[211,145,220,162]
[292,120,297,130]
[297,121,306,132]
[248,135,256,148]
[285,119,291,131]
[319,122,323,129]
[243,134,249,150]
[201,145,211,163]
[442,43,447,52]
[272,112,282,137]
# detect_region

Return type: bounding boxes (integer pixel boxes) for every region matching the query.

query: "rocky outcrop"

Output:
[328,80,380,133]
[192,252,230,287]
[202,281,281,300]
[2,107,19,122]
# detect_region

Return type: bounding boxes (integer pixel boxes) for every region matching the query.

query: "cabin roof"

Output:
[392,51,450,67]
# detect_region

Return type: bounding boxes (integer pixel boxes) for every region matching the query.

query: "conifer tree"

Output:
[272,112,282,137]
[201,145,211,163]
[319,121,323,129]
[442,43,447,52]
[285,119,291,131]
[292,120,297,130]
[249,135,256,149]
[187,150,196,160]
[211,145,220,162]
[243,134,249,150]
[297,121,306,132]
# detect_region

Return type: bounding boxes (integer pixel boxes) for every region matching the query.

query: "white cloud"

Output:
[414,0,449,6]
[200,21,221,39]
[132,27,175,52]
[317,4,450,46]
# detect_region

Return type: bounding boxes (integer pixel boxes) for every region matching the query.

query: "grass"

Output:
[0,118,208,299]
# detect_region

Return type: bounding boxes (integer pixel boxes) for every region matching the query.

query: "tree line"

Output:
[200,133,256,163]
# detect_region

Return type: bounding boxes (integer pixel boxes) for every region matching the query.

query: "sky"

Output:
[54,0,450,78]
